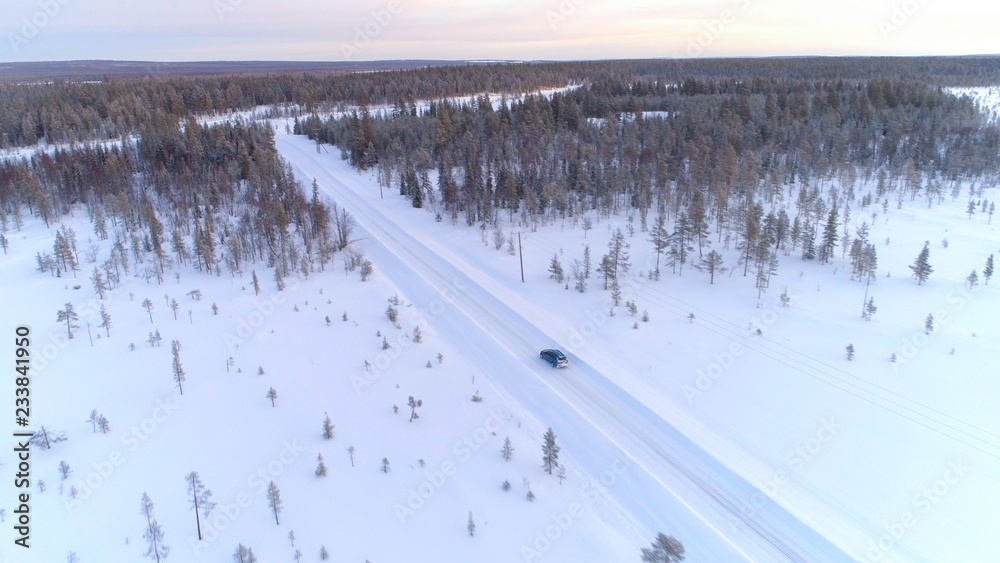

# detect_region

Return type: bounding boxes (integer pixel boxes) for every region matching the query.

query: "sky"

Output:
[2,0,999,63]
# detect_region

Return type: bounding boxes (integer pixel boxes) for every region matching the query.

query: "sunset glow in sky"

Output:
[2,0,998,62]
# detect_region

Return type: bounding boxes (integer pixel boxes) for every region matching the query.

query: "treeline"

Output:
[3,57,999,149]
[297,77,998,229]
[1,118,352,284]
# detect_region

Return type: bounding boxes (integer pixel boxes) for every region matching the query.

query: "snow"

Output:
[946,86,1000,122]
[272,128,1000,563]
[0,204,636,560]
[2,83,998,563]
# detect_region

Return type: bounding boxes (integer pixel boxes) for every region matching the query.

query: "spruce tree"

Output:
[541,427,560,475]
[909,242,933,285]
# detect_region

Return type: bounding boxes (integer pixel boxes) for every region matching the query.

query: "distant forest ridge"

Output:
[0,56,999,149]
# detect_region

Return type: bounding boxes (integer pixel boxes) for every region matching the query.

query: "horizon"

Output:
[4,0,1000,64]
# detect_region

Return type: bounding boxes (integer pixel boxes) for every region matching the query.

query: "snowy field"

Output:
[0,84,997,563]
[0,207,644,560]
[273,122,1000,563]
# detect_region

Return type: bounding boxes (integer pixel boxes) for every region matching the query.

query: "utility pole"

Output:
[518,232,525,283]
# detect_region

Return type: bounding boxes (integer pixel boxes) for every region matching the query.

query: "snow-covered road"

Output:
[276,136,850,562]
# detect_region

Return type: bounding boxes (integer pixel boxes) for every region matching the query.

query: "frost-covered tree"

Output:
[30,425,67,450]
[266,387,277,407]
[360,259,374,281]
[696,250,726,284]
[819,207,839,264]
[91,267,107,299]
[845,344,855,361]
[347,445,355,467]
[863,298,877,321]
[140,493,169,562]
[548,253,564,283]
[251,270,260,296]
[501,436,514,461]
[142,298,155,323]
[985,254,994,285]
[322,414,335,440]
[541,427,560,475]
[967,270,979,289]
[59,460,71,480]
[909,242,933,285]
[648,211,670,281]
[266,481,282,525]
[171,340,185,395]
[233,544,257,563]
[924,314,934,335]
[99,304,112,336]
[56,303,79,339]
[185,472,215,541]
[408,396,423,422]
[315,454,327,477]
[467,511,476,537]
[640,533,685,563]
[170,298,179,320]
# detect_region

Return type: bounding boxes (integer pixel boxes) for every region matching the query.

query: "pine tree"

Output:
[467,511,476,537]
[185,472,215,541]
[99,304,112,336]
[140,493,169,562]
[142,298,155,323]
[924,314,934,335]
[909,242,933,285]
[408,396,423,422]
[984,254,994,285]
[266,481,282,525]
[171,340,185,395]
[648,211,669,280]
[967,270,979,289]
[501,436,514,461]
[819,207,839,264]
[170,298,179,320]
[91,267,107,299]
[548,253,564,283]
[845,344,855,361]
[315,454,327,477]
[322,414,335,440]
[541,427,560,475]
[56,303,79,339]
[864,297,877,321]
[266,387,277,407]
[233,544,257,563]
[640,533,685,563]
[696,250,726,284]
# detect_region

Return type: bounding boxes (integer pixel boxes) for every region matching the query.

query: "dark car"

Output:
[540,349,569,368]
